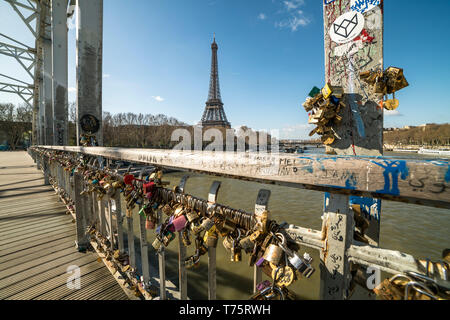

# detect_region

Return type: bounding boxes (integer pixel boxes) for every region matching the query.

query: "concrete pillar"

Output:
[320,1,384,299]
[76,0,103,146]
[324,2,384,156]
[51,0,69,146]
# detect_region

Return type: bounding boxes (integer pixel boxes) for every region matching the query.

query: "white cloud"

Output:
[283,0,305,11]
[103,74,111,78]
[279,124,316,139]
[384,110,403,117]
[152,96,164,102]
[258,13,267,20]
[275,1,310,31]
[68,87,76,93]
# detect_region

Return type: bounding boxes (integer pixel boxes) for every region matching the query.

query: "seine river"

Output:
[127,151,450,300]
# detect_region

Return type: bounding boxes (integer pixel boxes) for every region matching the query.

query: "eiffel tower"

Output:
[200,36,231,128]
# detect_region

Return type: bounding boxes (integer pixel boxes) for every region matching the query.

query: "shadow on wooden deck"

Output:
[0,151,129,300]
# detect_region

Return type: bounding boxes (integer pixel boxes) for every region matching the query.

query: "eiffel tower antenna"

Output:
[200,36,231,128]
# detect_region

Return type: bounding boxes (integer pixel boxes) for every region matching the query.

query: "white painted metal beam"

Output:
[76,0,103,146]
[33,146,450,209]
[51,0,69,146]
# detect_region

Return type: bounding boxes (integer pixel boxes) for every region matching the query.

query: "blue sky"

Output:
[1,0,449,139]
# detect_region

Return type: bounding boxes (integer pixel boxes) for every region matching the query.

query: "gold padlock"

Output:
[271,264,295,288]
[383,95,399,111]
[373,276,407,300]
[321,83,333,99]
[262,244,283,266]
[321,134,335,146]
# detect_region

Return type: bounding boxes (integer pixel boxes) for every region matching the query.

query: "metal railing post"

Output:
[319,193,354,300]
[253,189,271,293]
[177,175,189,300]
[207,181,221,300]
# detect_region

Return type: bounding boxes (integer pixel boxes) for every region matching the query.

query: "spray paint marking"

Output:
[350,196,381,221]
[345,174,358,190]
[370,160,409,196]
[354,29,375,43]
[350,0,381,14]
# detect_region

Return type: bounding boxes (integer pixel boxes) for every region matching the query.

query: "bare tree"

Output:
[0,103,32,150]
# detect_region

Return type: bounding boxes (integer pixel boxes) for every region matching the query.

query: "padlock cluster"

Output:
[302,83,345,146]
[146,197,316,300]
[374,257,449,300]
[360,66,409,111]
[37,149,317,300]
[79,133,98,147]
[114,170,316,299]
[37,150,76,216]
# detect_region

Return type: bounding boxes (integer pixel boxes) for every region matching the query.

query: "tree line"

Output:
[384,124,450,147]
[0,103,32,150]
[68,102,189,148]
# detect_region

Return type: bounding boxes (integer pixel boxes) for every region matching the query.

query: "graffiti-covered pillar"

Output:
[321,0,384,300]
[324,0,384,156]
[52,0,69,146]
[76,0,103,146]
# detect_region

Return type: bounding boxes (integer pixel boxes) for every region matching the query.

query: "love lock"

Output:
[383,92,400,111]
[270,264,295,287]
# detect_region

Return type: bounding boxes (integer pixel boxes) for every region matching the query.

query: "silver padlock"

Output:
[275,232,315,278]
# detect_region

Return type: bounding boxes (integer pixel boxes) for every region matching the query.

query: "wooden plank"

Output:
[0,232,76,258]
[0,246,81,280]
[0,224,74,247]
[0,217,70,239]
[0,255,97,300]
[0,152,130,301]
[0,234,76,263]
[0,241,73,272]
[33,146,450,208]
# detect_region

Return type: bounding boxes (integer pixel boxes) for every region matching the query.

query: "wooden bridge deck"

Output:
[0,151,129,300]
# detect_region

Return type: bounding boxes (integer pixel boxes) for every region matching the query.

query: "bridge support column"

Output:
[320,1,384,299]
[51,0,69,146]
[43,1,53,146]
[76,0,103,146]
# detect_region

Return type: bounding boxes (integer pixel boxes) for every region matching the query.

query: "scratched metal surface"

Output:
[324,0,384,156]
[0,152,128,300]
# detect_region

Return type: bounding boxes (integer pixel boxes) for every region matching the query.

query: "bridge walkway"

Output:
[0,151,129,300]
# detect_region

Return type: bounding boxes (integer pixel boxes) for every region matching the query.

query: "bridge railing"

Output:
[29,146,450,300]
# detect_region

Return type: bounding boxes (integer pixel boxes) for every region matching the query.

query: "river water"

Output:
[127,151,450,300]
